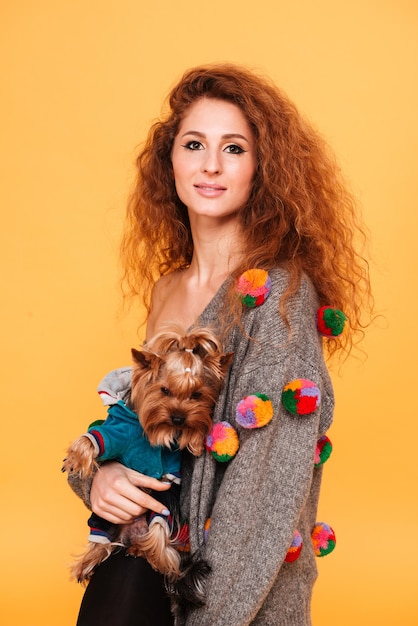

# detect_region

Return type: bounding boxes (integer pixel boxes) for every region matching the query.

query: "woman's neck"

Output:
[187,216,244,287]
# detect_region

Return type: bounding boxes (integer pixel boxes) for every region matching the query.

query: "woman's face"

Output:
[171,98,257,224]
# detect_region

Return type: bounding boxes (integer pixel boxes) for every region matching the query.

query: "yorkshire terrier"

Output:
[63,325,232,598]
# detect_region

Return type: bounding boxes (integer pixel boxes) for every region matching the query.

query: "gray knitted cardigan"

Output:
[181,268,334,626]
[69,268,334,626]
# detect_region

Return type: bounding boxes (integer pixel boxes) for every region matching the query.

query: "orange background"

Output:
[1,1,417,624]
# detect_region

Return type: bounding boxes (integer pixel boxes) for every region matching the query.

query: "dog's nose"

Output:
[171,414,186,426]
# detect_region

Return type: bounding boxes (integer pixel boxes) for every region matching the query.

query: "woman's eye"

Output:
[183,141,203,151]
[161,387,171,396]
[224,144,245,154]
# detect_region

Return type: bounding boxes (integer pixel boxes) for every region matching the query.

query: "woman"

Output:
[69,64,371,626]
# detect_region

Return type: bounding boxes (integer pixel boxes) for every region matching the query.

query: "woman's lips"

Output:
[194,183,227,197]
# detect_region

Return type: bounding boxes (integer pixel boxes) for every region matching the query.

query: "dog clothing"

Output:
[87,369,181,479]
[84,369,181,543]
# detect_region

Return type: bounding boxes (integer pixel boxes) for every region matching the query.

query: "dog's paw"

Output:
[62,436,98,476]
[61,453,82,474]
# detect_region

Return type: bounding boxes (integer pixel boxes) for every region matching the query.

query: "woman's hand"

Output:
[90,461,172,524]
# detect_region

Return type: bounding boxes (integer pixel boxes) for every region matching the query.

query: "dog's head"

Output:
[130,326,233,456]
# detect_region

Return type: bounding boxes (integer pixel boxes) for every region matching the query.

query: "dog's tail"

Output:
[132,518,182,579]
[166,552,211,623]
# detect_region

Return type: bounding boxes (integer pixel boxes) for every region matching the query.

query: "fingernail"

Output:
[161,481,172,485]
[162,509,171,516]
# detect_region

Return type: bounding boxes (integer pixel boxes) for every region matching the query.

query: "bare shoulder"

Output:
[146,271,184,339]
[152,272,180,298]
[150,272,182,311]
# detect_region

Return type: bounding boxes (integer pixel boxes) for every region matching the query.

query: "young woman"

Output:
[69,64,371,626]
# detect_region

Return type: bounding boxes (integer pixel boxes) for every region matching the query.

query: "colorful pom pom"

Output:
[317,306,347,337]
[285,529,303,562]
[236,269,271,308]
[312,522,336,557]
[282,379,321,415]
[203,518,211,543]
[206,422,240,462]
[314,435,333,467]
[176,523,190,552]
[236,393,274,429]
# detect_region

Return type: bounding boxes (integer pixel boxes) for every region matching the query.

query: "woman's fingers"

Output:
[90,462,172,524]
[124,467,174,492]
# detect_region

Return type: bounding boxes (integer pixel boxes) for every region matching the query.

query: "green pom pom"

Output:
[317,306,347,337]
[88,419,105,430]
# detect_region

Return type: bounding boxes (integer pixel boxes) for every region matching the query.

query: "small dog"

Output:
[63,325,232,592]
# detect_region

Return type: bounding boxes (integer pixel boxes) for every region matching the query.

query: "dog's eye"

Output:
[161,387,171,396]
[191,391,202,400]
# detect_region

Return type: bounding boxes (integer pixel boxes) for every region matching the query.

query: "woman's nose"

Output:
[201,150,221,174]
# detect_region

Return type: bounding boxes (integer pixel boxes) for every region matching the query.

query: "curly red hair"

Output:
[121,63,372,357]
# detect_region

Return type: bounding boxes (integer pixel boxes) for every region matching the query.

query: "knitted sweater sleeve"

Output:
[185,274,334,626]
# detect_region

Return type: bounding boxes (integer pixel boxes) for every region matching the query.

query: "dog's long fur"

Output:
[63,325,232,600]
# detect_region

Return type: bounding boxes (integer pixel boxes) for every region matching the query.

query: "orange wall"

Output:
[1,1,417,624]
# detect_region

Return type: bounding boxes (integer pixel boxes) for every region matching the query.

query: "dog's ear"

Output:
[131,348,152,370]
[192,338,220,359]
[220,352,234,373]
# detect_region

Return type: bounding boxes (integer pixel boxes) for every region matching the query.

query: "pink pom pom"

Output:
[312,522,336,557]
[236,393,274,429]
[285,529,303,562]
[236,269,271,308]
[206,422,239,462]
[282,379,321,415]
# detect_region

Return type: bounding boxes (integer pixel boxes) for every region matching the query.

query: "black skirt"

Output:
[76,550,174,626]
